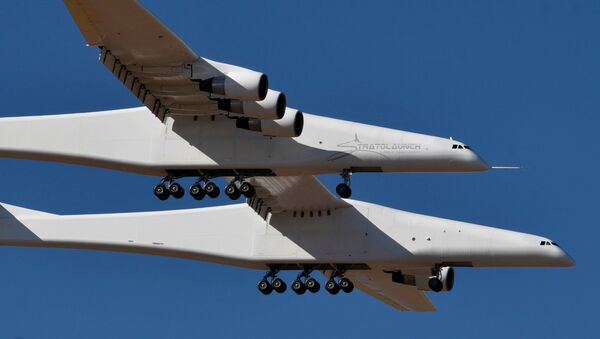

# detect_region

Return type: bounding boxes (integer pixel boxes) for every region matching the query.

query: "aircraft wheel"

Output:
[168,183,184,199]
[291,279,306,295]
[272,278,287,293]
[225,183,241,200]
[258,279,273,295]
[336,183,352,198]
[189,184,206,200]
[428,277,443,292]
[339,278,354,293]
[204,182,220,198]
[325,279,340,295]
[240,182,256,198]
[154,184,170,200]
[305,277,320,293]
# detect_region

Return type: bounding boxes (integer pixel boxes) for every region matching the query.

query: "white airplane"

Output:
[0,176,574,312]
[0,1,573,312]
[0,0,488,201]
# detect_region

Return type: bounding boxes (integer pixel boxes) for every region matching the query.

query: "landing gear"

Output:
[291,270,320,295]
[428,277,443,292]
[204,181,220,198]
[336,169,352,198]
[291,278,306,295]
[271,277,287,293]
[339,277,354,293]
[325,279,340,295]
[225,183,241,200]
[239,181,256,198]
[258,269,286,295]
[225,178,255,200]
[258,267,353,296]
[189,183,206,200]
[305,277,320,293]
[258,279,273,295]
[168,182,184,199]
[154,176,183,200]
[153,184,169,200]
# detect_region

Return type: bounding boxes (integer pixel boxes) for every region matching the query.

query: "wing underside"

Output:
[344,269,436,312]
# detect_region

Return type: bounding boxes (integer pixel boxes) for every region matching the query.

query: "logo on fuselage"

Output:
[327,134,423,161]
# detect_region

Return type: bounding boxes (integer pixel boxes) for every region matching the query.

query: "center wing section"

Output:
[344,269,436,312]
[245,176,350,215]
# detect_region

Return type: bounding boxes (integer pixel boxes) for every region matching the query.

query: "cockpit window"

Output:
[451,144,471,150]
[540,241,546,245]
[540,240,560,247]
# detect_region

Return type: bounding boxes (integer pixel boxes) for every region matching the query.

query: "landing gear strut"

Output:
[336,169,352,198]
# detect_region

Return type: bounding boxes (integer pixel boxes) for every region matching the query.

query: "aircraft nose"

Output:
[556,249,576,267]
[469,151,489,171]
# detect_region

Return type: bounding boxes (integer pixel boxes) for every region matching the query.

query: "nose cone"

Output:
[468,151,489,171]
[555,249,576,267]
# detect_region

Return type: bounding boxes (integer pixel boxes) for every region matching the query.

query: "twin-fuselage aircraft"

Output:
[0,0,573,312]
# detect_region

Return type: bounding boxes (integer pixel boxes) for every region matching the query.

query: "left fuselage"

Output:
[0,107,488,177]
[0,200,573,270]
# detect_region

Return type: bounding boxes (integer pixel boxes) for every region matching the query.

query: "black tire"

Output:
[258,279,272,295]
[154,184,169,200]
[291,279,306,295]
[225,183,240,200]
[339,278,354,293]
[336,183,352,198]
[169,183,184,199]
[204,182,220,198]
[272,278,287,293]
[240,182,256,198]
[428,277,443,292]
[305,278,320,293]
[325,279,340,295]
[189,184,206,200]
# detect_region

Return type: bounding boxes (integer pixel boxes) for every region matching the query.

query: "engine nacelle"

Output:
[392,267,455,293]
[199,71,268,101]
[217,90,286,120]
[236,108,304,137]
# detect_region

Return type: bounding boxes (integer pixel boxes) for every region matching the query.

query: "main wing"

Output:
[345,269,436,312]
[64,0,292,127]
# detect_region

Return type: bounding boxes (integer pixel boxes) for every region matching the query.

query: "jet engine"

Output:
[218,90,286,120]
[392,267,455,293]
[236,108,304,137]
[199,71,268,101]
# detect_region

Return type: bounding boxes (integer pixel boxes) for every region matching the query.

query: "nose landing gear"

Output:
[336,169,352,198]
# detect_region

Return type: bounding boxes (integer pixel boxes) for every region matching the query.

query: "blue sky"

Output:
[0,0,597,338]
